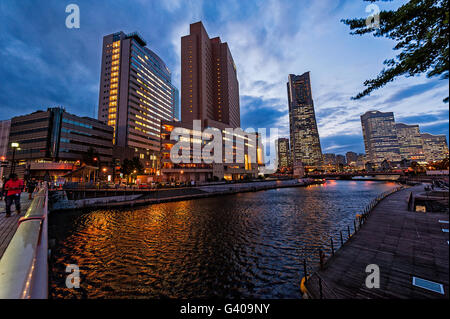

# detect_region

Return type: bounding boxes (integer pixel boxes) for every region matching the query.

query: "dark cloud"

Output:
[321,134,365,155]
[383,80,446,104]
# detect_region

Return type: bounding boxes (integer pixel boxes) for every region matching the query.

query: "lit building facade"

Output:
[361,111,401,164]
[395,123,425,161]
[7,107,113,180]
[287,72,323,167]
[421,133,449,163]
[276,138,291,170]
[98,31,179,175]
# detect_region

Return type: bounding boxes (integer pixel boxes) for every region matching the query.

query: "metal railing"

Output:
[0,185,48,299]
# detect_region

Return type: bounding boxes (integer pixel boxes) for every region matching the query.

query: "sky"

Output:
[0,0,448,158]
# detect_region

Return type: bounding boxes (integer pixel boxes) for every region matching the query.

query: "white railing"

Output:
[0,185,48,299]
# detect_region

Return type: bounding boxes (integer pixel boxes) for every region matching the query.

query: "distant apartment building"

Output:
[395,123,425,162]
[276,138,291,170]
[336,155,346,165]
[345,151,358,166]
[7,107,113,180]
[287,72,323,167]
[421,133,449,162]
[98,31,179,175]
[323,153,336,166]
[0,120,11,178]
[361,111,401,164]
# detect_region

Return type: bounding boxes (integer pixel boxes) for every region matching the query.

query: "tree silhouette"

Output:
[342,0,449,102]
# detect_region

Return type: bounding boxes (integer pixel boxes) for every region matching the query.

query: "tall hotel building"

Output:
[98,31,179,174]
[160,22,262,182]
[287,72,323,167]
[361,111,401,164]
[180,22,240,128]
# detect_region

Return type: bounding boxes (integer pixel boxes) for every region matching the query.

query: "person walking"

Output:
[0,177,5,201]
[27,178,37,200]
[4,173,24,217]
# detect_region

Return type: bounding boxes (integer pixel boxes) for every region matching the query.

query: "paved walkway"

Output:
[305,186,449,299]
[0,193,32,259]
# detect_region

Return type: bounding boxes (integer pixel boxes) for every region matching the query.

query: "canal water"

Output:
[48,180,398,298]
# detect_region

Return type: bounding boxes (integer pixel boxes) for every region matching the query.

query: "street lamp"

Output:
[10,142,20,175]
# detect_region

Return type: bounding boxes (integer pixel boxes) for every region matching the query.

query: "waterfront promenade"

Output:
[305,185,449,299]
[0,193,32,259]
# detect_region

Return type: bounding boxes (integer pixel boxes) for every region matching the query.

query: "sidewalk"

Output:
[0,193,33,259]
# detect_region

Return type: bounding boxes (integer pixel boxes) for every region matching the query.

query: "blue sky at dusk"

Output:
[0,0,448,156]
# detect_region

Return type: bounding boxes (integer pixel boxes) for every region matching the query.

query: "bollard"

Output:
[319,277,323,299]
[303,259,308,283]
[347,225,351,239]
[319,249,324,270]
[340,231,344,246]
[330,237,334,255]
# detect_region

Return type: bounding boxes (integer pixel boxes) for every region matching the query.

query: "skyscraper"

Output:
[361,111,401,164]
[181,22,240,128]
[287,72,323,167]
[98,31,179,174]
[395,123,425,161]
[276,138,290,170]
[421,133,449,162]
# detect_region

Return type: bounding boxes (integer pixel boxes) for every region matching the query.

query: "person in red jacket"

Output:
[4,173,24,217]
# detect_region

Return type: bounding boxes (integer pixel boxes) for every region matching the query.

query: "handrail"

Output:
[0,185,48,299]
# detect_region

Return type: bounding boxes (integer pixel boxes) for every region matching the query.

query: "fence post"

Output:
[303,259,308,282]
[340,231,344,246]
[319,277,323,299]
[330,237,334,255]
[354,219,357,233]
[319,250,324,270]
[347,225,351,239]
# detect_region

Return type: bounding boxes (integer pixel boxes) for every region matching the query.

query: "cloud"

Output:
[0,0,448,156]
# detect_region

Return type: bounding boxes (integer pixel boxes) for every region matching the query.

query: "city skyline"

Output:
[0,0,448,156]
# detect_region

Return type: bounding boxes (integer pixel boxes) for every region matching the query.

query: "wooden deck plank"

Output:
[0,193,32,259]
[305,185,449,299]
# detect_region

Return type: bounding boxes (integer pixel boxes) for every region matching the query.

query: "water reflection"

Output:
[49,181,397,298]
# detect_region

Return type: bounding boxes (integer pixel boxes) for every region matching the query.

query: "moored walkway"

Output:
[305,185,449,299]
[0,193,33,259]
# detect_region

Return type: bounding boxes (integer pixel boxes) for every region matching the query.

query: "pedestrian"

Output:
[0,177,5,201]
[27,178,37,200]
[4,173,24,217]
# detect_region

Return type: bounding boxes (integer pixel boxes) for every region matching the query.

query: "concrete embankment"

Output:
[49,179,317,212]
[303,185,449,299]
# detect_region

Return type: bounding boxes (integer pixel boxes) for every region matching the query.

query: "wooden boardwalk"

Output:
[0,194,32,259]
[305,186,449,299]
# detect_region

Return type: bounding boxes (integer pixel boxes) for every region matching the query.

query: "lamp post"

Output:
[10,142,20,175]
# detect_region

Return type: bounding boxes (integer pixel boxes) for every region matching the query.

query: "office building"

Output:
[7,107,113,180]
[361,111,401,164]
[276,138,291,170]
[421,133,449,163]
[98,31,179,174]
[395,123,425,161]
[287,72,323,167]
